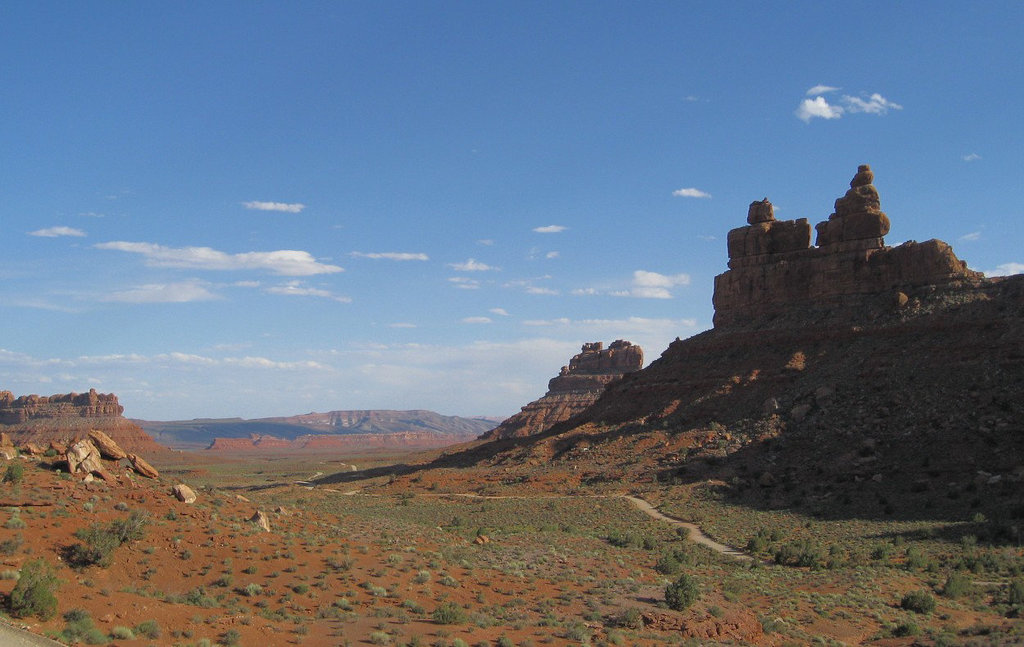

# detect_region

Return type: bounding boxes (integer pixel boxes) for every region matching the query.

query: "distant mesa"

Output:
[481,340,643,440]
[713,164,982,328]
[0,388,162,453]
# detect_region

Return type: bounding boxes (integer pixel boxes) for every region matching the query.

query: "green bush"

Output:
[1008,578,1024,605]
[110,626,136,639]
[655,552,682,575]
[900,589,936,614]
[942,572,972,599]
[664,574,700,611]
[135,618,161,639]
[9,558,59,620]
[432,601,468,625]
[3,462,24,485]
[222,628,242,646]
[774,539,822,568]
[67,511,149,568]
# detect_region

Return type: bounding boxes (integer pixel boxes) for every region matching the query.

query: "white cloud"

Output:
[477,239,495,246]
[388,322,417,328]
[962,153,982,162]
[806,84,841,95]
[350,252,429,261]
[958,231,981,242]
[448,258,498,271]
[29,226,86,238]
[101,280,219,303]
[796,96,844,122]
[264,281,351,303]
[985,262,1024,277]
[461,316,492,324]
[843,93,902,115]
[242,201,305,213]
[95,241,343,276]
[624,270,691,299]
[448,277,481,289]
[533,225,567,233]
[526,286,559,296]
[672,188,712,199]
[571,288,599,296]
[489,308,509,316]
[546,251,559,259]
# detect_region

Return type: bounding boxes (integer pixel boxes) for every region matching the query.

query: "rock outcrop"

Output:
[482,340,643,440]
[0,389,162,453]
[713,165,983,328]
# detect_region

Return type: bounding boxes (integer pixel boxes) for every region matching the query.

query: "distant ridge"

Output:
[137,409,498,451]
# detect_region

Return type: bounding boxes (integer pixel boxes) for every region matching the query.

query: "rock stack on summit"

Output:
[713,164,982,328]
[482,340,643,440]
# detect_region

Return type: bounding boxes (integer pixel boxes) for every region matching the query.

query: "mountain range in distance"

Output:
[134,409,502,452]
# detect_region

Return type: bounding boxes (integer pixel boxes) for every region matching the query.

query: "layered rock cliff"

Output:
[0,389,162,453]
[482,340,643,440]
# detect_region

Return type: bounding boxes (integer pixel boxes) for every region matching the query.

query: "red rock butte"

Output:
[482,340,643,440]
[0,388,160,453]
[713,164,982,328]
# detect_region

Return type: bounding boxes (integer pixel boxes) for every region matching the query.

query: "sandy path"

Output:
[327,487,753,561]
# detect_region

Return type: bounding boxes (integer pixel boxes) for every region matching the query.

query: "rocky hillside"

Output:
[481,340,643,440]
[451,165,1023,522]
[0,389,162,453]
[139,410,497,451]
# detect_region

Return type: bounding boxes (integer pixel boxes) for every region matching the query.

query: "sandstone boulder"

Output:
[88,429,127,460]
[66,439,104,475]
[127,453,159,479]
[249,511,271,532]
[21,442,45,456]
[172,484,197,503]
[746,198,774,224]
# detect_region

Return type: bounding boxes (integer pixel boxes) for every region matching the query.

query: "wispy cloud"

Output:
[388,322,417,329]
[525,286,559,296]
[959,231,982,242]
[489,308,509,316]
[797,90,902,122]
[620,270,691,299]
[461,316,492,324]
[101,279,219,303]
[545,251,559,259]
[29,226,86,238]
[962,153,982,162]
[985,262,1024,277]
[350,252,429,261]
[95,241,343,276]
[448,258,498,272]
[806,84,841,95]
[264,281,351,303]
[533,225,567,233]
[242,201,305,213]
[672,188,712,199]
[477,239,495,246]
[448,277,481,289]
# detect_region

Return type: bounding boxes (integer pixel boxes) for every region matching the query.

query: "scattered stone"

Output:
[21,442,44,456]
[474,534,491,545]
[249,511,271,532]
[0,447,17,460]
[66,439,104,475]
[790,404,812,423]
[762,398,781,415]
[235,494,250,502]
[127,453,159,479]
[88,429,127,460]
[172,484,197,504]
[274,506,288,515]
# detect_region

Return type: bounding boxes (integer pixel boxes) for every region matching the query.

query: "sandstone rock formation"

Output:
[250,510,271,532]
[128,453,159,479]
[88,429,127,460]
[482,340,643,440]
[713,165,982,328]
[0,389,162,453]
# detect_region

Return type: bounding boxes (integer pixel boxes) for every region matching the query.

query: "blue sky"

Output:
[2,2,1021,420]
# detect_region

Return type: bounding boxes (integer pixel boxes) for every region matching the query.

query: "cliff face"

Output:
[713,165,983,328]
[482,340,643,440]
[0,389,162,453]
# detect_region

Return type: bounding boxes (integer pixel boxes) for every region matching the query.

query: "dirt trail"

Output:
[326,486,753,561]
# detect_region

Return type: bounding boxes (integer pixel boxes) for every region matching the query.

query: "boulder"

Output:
[66,439,104,475]
[249,511,271,532]
[127,453,159,479]
[21,442,45,456]
[88,429,127,460]
[172,484,197,503]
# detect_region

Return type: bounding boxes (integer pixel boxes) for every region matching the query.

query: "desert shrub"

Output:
[413,569,431,584]
[1008,578,1024,605]
[900,589,936,614]
[110,626,136,639]
[222,628,242,646]
[615,607,643,629]
[369,631,391,645]
[0,534,24,555]
[496,637,514,647]
[5,510,26,530]
[67,511,149,568]
[664,574,700,611]
[59,608,106,644]
[892,621,921,637]
[432,601,468,625]
[943,572,973,599]
[9,558,59,619]
[655,552,682,575]
[3,462,24,485]
[774,539,822,568]
[242,582,263,597]
[135,618,161,639]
